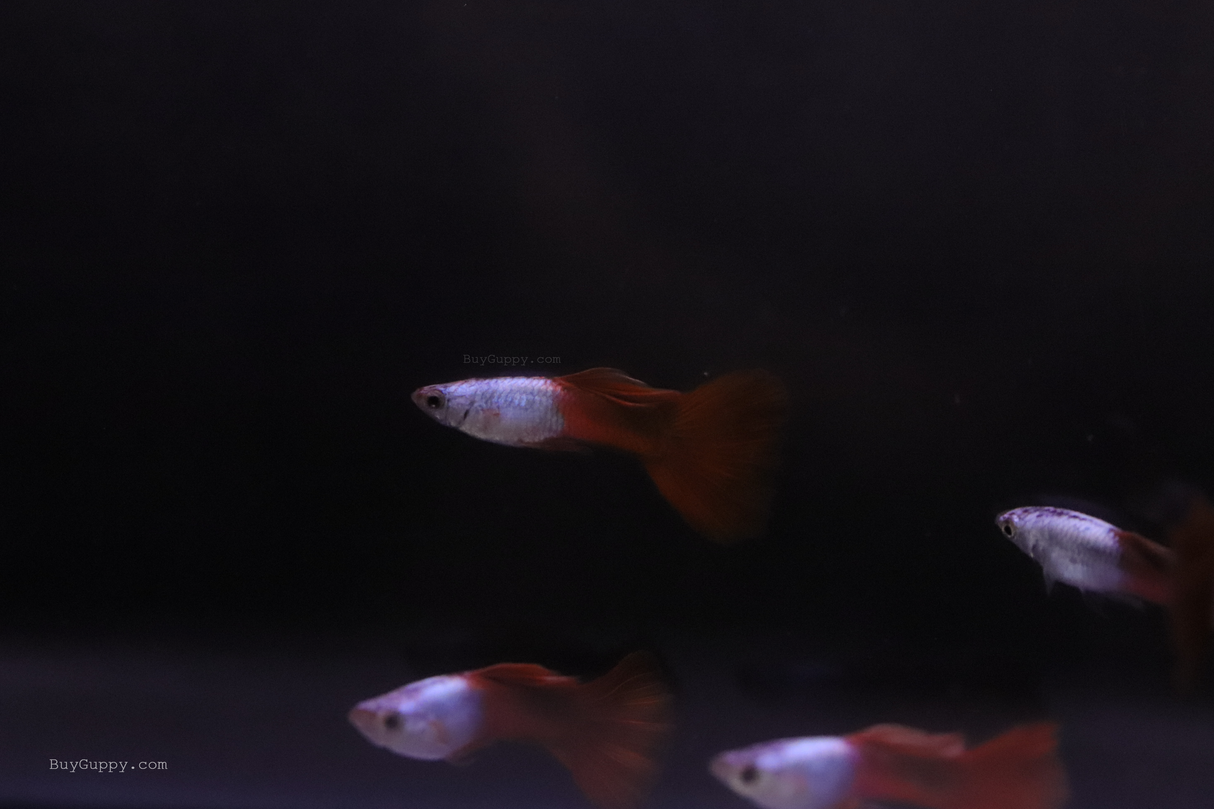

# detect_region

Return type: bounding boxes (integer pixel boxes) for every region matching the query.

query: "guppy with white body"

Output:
[710,722,1067,809]
[348,652,671,809]
[995,506,1175,604]
[349,673,483,760]
[413,376,566,448]
[411,367,788,542]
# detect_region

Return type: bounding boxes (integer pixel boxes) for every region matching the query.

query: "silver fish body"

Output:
[412,377,564,447]
[710,737,857,809]
[996,506,1127,594]
[347,674,484,760]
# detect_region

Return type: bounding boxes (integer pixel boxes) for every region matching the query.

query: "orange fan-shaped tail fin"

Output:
[951,723,1069,809]
[556,368,788,542]
[470,653,673,809]
[643,370,788,543]
[550,652,673,809]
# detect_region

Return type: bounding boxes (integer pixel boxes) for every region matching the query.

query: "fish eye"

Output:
[739,764,759,785]
[383,714,401,731]
[425,393,444,410]
[1001,522,1016,538]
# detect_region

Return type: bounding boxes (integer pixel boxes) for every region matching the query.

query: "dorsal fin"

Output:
[471,662,575,689]
[556,368,675,405]
[553,368,681,456]
[848,724,966,757]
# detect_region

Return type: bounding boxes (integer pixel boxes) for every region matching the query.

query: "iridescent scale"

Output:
[447,377,565,447]
[1008,507,1125,593]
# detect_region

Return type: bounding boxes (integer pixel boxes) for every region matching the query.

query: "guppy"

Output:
[999,502,1214,692]
[348,652,671,809]
[995,506,1175,603]
[710,722,1067,809]
[412,367,788,542]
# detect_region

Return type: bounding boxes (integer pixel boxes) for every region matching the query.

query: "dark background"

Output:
[2,1,1213,807]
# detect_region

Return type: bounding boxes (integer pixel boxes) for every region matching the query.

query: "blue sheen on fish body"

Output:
[710,736,857,809]
[412,377,565,447]
[996,507,1127,595]
[348,674,484,761]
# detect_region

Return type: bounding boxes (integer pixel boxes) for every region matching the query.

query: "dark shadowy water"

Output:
[3,1,1213,807]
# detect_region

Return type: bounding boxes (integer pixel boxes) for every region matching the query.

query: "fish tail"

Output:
[1167,494,1214,692]
[947,723,1069,809]
[1113,529,1176,605]
[547,652,673,809]
[851,723,1066,809]
[643,370,789,542]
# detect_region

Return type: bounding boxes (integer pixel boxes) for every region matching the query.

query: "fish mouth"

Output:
[708,752,739,784]
[995,512,1019,540]
[347,706,379,738]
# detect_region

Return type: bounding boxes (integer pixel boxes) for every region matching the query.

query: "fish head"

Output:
[412,382,472,429]
[348,674,483,761]
[709,737,856,809]
[996,507,1039,559]
[412,380,492,431]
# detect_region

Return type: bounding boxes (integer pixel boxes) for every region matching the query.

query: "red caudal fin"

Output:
[850,723,1067,809]
[1168,494,1214,692]
[555,368,789,542]
[950,723,1069,809]
[550,652,673,809]
[468,653,673,809]
[1113,529,1176,605]
[643,370,789,543]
